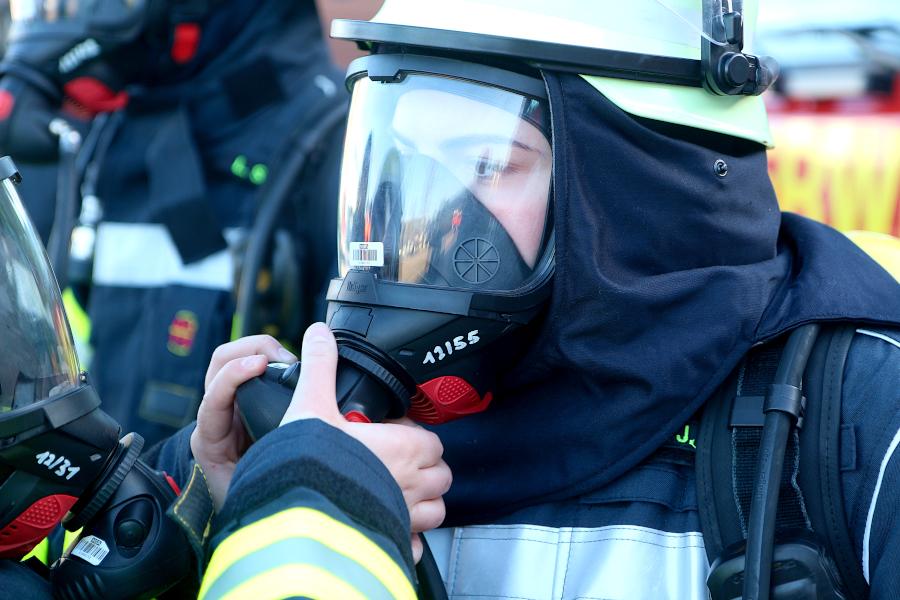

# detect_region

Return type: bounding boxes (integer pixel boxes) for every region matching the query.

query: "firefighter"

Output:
[9,0,900,597]
[0,155,449,598]
[0,0,346,446]
[292,1,898,598]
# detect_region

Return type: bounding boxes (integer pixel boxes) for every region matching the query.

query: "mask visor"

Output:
[338,67,553,293]
[0,167,80,415]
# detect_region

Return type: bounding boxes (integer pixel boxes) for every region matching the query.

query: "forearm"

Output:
[199,419,416,599]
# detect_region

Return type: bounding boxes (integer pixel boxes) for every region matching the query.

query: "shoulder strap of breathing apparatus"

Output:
[697,323,869,600]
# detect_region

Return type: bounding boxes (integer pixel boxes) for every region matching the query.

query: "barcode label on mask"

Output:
[71,535,110,566]
[349,242,384,267]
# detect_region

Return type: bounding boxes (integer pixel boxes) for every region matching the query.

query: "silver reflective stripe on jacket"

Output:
[425,524,709,600]
[93,222,237,290]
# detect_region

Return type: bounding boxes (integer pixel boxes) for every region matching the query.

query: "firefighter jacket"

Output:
[423,326,900,599]
[423,72,900,599]
[83,1,345,446]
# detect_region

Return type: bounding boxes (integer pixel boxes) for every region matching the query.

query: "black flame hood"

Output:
[434,72,900,525]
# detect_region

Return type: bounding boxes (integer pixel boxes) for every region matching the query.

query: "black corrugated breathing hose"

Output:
[742,323,820,600]
[233,104,345,338]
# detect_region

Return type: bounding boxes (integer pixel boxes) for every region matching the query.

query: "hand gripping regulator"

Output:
[235,333,449,600]
[236,336,415,437]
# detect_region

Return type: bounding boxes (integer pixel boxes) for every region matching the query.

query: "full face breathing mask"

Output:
[0,158,191,600]
[236,53,555,435]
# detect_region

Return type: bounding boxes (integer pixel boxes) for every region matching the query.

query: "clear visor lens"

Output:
[0,177,80,414]
[338,73,552,292]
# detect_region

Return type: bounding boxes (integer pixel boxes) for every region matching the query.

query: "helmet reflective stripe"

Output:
[363,0,773,147]
[584,75,773,148]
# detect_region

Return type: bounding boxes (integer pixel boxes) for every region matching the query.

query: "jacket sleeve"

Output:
[197,418,417,600]
[841,327,900,600]
[0,559,53,600]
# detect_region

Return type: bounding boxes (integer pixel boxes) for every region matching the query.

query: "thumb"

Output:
[280,323,342,426]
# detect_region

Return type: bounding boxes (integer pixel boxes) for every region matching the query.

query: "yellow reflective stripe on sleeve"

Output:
[199,507,414,600]
[215,564,368,600]
[62,288,91,343]
[63,528,82,554]
[22,538,49,565]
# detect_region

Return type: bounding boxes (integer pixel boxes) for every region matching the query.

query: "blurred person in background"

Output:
[0,156,448,600]
[0,0,347,446]
[0,3,59,245]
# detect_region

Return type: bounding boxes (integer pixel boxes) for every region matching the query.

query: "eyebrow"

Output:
[441,134,543,154]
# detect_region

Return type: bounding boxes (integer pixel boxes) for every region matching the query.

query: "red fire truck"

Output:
[758,4,900,237]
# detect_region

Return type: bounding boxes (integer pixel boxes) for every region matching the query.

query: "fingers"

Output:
[206,335,296,389]
[345,422,445,473]
[281,323,341,426]
[409,498,447,534]
[398,459,453,511]
[197,354,268,443]
[384,416,422,429]
[410,533,423,564]
[410,428,444,469]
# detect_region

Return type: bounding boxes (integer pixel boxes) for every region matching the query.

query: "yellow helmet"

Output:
[332,0,777,147]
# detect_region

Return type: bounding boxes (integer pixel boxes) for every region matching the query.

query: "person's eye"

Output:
[474,154,517,181]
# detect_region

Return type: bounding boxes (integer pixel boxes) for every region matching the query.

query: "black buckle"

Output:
[708,535,848,600]
[702,5,778,95]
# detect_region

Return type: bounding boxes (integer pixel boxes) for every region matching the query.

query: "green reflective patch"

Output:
[231,155,249,179]
[230,314,243,342]
[249,164,269,186]
[63,288,92,367]
[63,528,82,553]
[62,288,91,343]
[231,155,269,186]
[20,527,82,566]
